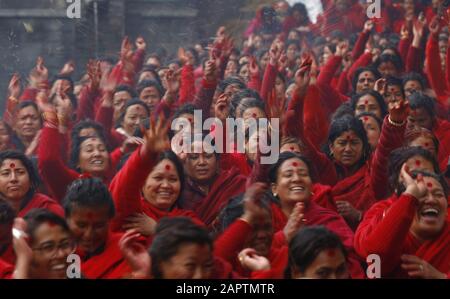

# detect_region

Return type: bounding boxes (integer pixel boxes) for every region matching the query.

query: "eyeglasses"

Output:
[32,240,76,257]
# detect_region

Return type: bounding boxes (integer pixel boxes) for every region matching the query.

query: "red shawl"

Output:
[270,201,365,278]
[0,258,13,279]
[79,232,131,279]
[182,167,247,227]
[433,119,450,172]
[18,193,64,218]
[355,194,450,278]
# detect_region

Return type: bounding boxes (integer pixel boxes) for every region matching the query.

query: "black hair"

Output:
[0,150,41,209]
[352,67,381,91]
[0,200,15,225]
[326,115,371,166]
[136,79,165,99]
[285,226,347,278]
[14,101,43,126]
[216,192,272,234]
[63,178,115,218]
[350,90,388,118]
[116,98,150,130]
[173,103,196,120]
[268,151,317,184]
[139,65,163,86]
[232,96,266,119]
[408,92,436,119]
[388,146,440,196]
[331,102,354,122]
[149,217,212,279]
[385,76,405,97]
[373,53,403,75]
[71,119,107,148]
[402,72,427,90]
[357,112,383,129]
[52,75,74,92]
[23,208,70,244]
[217,76,246,94]
[69,131,108,171]
[114,85,138,98]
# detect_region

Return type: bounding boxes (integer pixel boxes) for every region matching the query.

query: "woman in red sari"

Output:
[355,165,449,278]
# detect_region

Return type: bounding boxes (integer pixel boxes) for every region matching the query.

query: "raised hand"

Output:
[238,248,270,271]
[8,73,21,98]
[400,164,427,200]
[59,60,75,76]
[178,47,190,65]
[203,58,217,82]
[248,56,259,77]
[29,56,48,88]
[335,41,349,57]
[240,183,269,225]
[135,36,147,51]
[142,114,171,154]
[12,218,32,279]
[119,229,151,279]
[389,98,409,124]
[87,60,102,91]
[429,15,441,35]
[373,78,386,95]
[269,43,281,66]
[283,202,307,242]
[294,56,312,98]
[121,136,145,154]
[214,93,231,121]
[363,20,374,33]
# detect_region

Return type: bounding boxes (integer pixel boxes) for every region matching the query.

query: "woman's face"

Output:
[184,141,218,185]
[224,60,238,78]
[355,95,382,119]
[275,76,286,99]
[329,130,364,167]
[139,87,161,112]
[67,206,110,254]
[142,159,181,211]
[159,243,214,279]
[384,85,404,111]
[0,122,11,151]
[410,177,448,241]
[77,137,109,176]
[238,64,250,83]
[359,116,381,150]
[15,106,41,141]
[113,91,133,122]
[122,104,148,136]
[292,248,349,279]
[287,44,298,61]
[29,223,74,279]
[0,159,30,203]
[322,46,333,66]
[244,209,273,257]
[409,136,437,157]
[403,80,422,98]
[356,71,376,93]
[280,143,302,154]
[272,158,313,206]
[378,61,398,78]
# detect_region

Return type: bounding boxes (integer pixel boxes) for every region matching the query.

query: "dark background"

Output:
[0,0,270,111]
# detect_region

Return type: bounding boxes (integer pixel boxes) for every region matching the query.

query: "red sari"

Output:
[354,194,450,278]
[0,258,13,279]
[78,232,131,279]
[269,201,365,279]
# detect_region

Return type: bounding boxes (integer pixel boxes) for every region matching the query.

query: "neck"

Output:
[281,199,309,218]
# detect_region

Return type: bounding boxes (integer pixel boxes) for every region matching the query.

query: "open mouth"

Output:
[90,159,104,166]
[51,263,66,271]
[419,207,440,222]
[157,191,173,199]
[290,186,305,193]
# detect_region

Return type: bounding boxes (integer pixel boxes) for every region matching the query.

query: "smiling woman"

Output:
[0,150,63,218]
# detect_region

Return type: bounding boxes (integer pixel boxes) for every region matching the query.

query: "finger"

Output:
[401,254,421,263]
[401,263,422,271]
[407,270,423,278]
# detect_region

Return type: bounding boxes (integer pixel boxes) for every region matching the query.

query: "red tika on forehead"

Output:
[424,142,429,147]
[252,113,257,118]
[47,221,56,227]
[363,116,369,121]
[326,249,336,257]
[165,164,171,171]
[415,160,421,166]
[86,212,94,220]
[427,182,433,188]
[9,163,15,169]
[364,100,369,105]
[292,162,298,167]
[290,147,295,151]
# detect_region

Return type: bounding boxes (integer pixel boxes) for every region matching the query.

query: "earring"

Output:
[273,193,278,197]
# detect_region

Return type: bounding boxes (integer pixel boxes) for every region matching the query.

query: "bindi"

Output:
[9,163,15,169]
[292,162,298,167]
[415,160,421,166]
[326,249,336,257]
[165,164,171,171]
[426,182,433,189]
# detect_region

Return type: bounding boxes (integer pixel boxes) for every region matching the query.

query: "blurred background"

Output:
[0,0,277,110]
